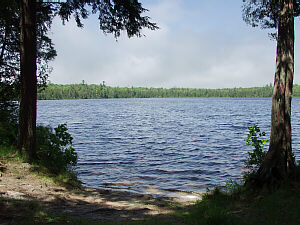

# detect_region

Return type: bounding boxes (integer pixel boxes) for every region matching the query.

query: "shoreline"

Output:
[81,180,204,202]
[0,160,202,222]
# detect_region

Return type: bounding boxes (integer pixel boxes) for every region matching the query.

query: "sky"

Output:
[48,0,300,89]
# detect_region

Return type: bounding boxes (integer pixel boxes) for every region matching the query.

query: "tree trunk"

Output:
[0,26,8,67]
[253,0,296,188]
[18,0,37,161]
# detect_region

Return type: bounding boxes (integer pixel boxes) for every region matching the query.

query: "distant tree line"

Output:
[37,83,300,100]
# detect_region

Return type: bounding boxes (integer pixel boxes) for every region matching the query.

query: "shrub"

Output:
[0,120,17,146]
[36,123,77,173]
[186,187,240,225]
[225,179,243,196]
[244,125,267,179]
[0,101,18,146]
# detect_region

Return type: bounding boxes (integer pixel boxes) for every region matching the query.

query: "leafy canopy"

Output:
[53,0,158,38]
[0,0,57,97]
[242,0,300,29]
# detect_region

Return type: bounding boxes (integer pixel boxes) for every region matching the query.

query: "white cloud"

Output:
[48,0,299,88]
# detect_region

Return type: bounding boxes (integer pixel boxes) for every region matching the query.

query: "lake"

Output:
[37,98,300,196]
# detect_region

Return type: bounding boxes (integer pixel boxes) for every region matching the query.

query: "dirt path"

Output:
[0,160,202,222]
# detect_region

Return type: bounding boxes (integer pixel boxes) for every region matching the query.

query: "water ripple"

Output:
[37,98,300,193]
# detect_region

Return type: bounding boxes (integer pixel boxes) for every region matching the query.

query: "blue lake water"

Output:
[37,98,300,194]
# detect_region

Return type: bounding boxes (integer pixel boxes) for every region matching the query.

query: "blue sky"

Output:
[49,0,300,88]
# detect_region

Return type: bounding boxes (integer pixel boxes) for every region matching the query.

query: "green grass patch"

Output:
[0,144,82,189]
[172,174,300,225]
[29,163,82,189]
[0,145,17,158]
[178,188,241,225]
[239,182,300,225]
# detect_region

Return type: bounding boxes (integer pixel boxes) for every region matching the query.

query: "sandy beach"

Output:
[0,160,202,222]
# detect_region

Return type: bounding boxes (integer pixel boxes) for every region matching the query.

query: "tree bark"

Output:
[18,0,37,161]
[253,0,296,187]
[0,26,8,68]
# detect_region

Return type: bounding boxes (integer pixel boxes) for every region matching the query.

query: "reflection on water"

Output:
[37,98,300,195]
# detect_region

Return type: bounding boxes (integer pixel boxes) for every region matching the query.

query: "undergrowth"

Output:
[243,124,267,180]
[0,123,80,188]
[36,123,77,174]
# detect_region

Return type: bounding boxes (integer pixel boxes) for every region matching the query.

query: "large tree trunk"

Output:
[0,26,8,67]
[253,0,296,188]
[18,0,37,161]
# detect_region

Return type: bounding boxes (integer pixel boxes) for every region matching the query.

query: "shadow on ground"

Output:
[0,186,198,224]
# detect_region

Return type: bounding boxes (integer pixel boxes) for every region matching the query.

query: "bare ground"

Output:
[0,160,201,223]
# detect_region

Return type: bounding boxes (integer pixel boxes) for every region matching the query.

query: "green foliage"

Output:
[243,125,267,181]
[38,83,300,99]
[245,125,267,170]
[0,0,57,91]
[38,83,283,99]
[0,101,18,146]
[0,145,15,158]
[183,188,240,225]
[57,1,158,38]
[0,121,17,146]
[242,0,300,30]
[225,179,243,196]
[36,123,77,173]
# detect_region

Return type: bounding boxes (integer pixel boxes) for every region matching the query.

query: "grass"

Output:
[0,145,16,158]
[0,144,82,188]
[29,164,82,189]
[238,181,300,225]
[2,144,300,224]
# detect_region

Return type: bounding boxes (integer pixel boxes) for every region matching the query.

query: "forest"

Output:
[38,83,300,99]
